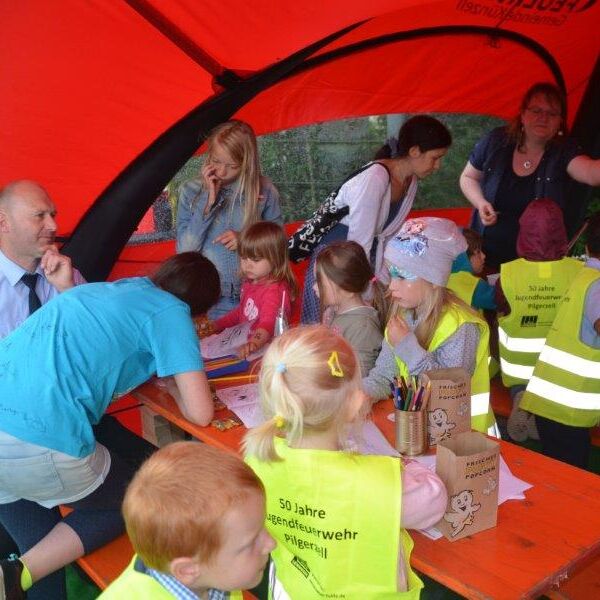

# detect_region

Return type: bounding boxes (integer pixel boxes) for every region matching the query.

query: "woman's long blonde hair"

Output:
[389,284,478,348]
[204,120,262,227]
[242,325,362,462]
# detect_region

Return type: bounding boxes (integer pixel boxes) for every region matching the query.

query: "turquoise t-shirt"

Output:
[0,277,203,457]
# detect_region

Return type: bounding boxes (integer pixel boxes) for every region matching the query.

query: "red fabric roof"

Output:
[1,1,599,233]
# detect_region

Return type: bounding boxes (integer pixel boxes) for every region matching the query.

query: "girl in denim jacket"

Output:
[177,120,282,318]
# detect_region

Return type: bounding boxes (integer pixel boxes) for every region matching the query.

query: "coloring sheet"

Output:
[201,322,252,359]
[215,383,264,428]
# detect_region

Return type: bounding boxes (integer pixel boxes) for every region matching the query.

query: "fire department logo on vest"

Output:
[521,315,538,327]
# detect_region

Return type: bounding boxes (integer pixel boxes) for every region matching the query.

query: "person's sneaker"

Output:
[0,555,26,600]
[506,391,530,442]
[527,414,540,440]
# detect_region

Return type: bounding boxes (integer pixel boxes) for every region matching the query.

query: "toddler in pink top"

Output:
[212,221,298,358]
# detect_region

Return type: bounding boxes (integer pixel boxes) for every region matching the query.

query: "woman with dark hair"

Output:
[460,82,600,268]
[0,252,220,600]
[302,115,452,323]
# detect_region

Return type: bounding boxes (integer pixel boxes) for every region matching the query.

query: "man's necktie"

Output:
[20,272,42,315]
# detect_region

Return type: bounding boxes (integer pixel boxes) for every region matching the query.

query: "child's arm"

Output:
[168,371,214,426]
[472,279,497,311]
[400,460,448,530]
[212,305,242,334]
[391,319,480,377]
[362,339,398,401]
[238,328,270,359]
[495,278,510,316]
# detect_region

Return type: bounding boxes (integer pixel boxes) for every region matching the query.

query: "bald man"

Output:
[0,180,86,338]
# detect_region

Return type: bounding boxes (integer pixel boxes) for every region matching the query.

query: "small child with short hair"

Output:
[244,325,446,599]
[100,442,275,599]
[315,240,387,375]
[448,228,496,310]
[212,221,298,358]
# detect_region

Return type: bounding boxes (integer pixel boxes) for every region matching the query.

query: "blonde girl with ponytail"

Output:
[244,325,446,599]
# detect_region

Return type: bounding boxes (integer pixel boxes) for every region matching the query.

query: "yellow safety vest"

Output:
[388,304,495,433]
[520,267,600,427]
[99,556,243,599]
[498,258,582,387]
[447,271,479,307]
[246,438,422,599]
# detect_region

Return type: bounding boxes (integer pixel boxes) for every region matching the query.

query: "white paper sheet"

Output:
[201,322,252,359]
[348,421,400,457]
[215,383,264,428]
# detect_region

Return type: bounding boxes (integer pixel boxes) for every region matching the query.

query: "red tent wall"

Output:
[1,1,598,269]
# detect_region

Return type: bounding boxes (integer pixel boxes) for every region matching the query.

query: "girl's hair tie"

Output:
[327,351,344,377]
[275,362,287,374]
[370,275,378,284]
[273,415,286,429]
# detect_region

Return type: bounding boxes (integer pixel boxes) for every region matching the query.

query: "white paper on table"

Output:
[348,421,400,457]
[201,322,252,359]
[215,383,264,428]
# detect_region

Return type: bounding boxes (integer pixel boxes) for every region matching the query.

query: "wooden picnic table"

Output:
[133,376,600,600]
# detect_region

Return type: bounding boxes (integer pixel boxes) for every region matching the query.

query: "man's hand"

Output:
[40,246,75,292]
[214,229,239,251]
[387,315,411,346]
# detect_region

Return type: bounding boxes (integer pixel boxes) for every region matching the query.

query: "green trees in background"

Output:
[165,113,504,226]
[149,112,598,239]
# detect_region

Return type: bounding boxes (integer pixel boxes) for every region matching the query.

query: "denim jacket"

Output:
[176,176,282,298]
[469,126,581,232]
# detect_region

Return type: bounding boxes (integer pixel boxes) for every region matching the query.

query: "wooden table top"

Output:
[133,378,600,600]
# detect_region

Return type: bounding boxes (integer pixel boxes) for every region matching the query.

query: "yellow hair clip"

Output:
[273,415,286,429]
[327,351,344,377]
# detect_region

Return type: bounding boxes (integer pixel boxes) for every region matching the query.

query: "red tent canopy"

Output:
[1,1,599,277]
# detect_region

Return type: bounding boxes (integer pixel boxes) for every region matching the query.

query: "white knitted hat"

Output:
[384,217,467,286]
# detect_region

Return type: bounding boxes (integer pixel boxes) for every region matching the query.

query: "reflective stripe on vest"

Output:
[537,346,600,379]
[247,439,423,599]
[499,357,534,380]
[497,258,583,387]
[388,304,494,432]
[520,267,600,428]
[527,376,600,410]
[498,327,546,353]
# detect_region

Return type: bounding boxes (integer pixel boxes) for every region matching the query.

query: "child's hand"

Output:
[201,163,222,208]
[387,315,410,346]
[238,328,269,359]
[214,229,239,251]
